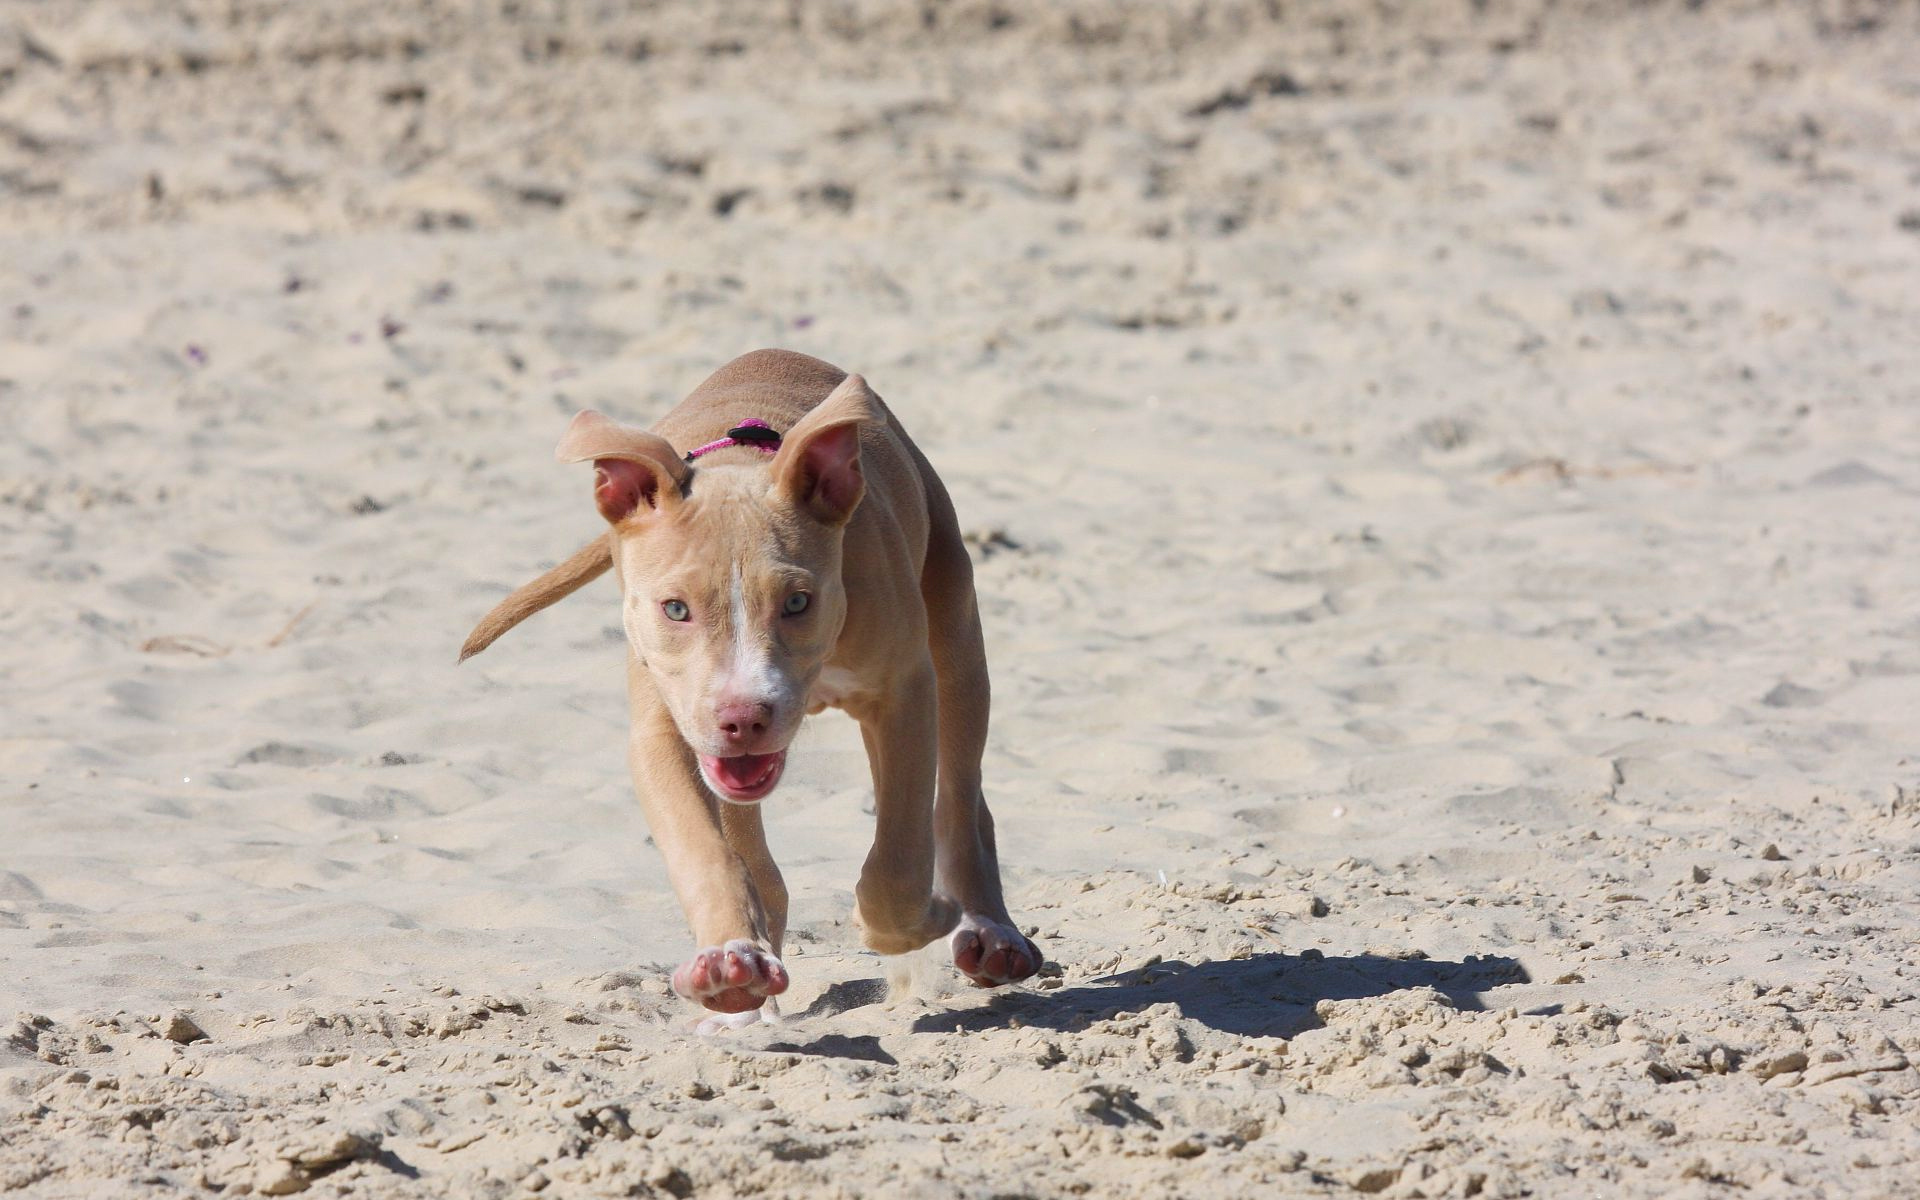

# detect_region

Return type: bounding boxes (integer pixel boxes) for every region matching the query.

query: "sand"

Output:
[3,0,1919,1196]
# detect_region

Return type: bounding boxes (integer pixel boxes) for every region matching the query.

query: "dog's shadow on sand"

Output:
[907,952,1530,1040]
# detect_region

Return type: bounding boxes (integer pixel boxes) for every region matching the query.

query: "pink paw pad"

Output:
[950,914,1042,987]
[672,939,789,1013]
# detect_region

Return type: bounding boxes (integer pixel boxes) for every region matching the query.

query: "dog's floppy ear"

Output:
[774,373,879,526]
[556,410,689,524]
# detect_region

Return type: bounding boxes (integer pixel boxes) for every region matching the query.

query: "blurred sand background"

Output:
[4,1,1919,1196]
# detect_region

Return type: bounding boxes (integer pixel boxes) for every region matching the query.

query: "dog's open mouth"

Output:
[699,750,787,803]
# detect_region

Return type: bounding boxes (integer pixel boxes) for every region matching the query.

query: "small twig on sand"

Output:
[264,601,318,648]
[137,634,230,657]
[1497,457,1695,484]
[136,601,317,657]
[1243,920,1289,950]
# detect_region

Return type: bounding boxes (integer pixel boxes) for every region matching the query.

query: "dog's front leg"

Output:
[851,659,961,955]
[626,666,788,1018]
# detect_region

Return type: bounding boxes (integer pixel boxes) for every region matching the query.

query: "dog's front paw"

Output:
[672,939,789,1013]
[950,914,1042,987]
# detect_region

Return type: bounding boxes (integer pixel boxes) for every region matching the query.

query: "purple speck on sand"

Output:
[793,315,815,329]
[380,317,405,340]
[185,344,208,365]
[349,332,364,344]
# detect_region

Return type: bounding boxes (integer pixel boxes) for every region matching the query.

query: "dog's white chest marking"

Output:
[806,666,867,713]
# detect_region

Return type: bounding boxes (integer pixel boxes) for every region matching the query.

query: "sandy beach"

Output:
[4,1,1918,1195]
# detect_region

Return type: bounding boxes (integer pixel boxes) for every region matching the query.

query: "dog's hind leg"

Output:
[850,659,961,955]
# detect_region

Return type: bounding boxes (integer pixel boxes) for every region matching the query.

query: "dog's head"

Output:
[557,374,878,803]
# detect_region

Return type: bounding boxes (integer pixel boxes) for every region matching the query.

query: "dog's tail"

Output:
[459,536,614,662]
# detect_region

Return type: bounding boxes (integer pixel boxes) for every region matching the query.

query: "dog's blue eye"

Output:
[662,599,690,622]
[783,592,810,616]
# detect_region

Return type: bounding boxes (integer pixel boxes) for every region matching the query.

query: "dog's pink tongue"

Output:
[707,752,778,791]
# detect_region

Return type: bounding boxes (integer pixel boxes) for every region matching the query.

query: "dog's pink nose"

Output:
[716,700,772,742]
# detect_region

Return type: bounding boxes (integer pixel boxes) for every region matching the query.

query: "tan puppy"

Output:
[462,350,1040,1024]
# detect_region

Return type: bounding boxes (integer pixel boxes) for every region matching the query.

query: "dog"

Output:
[461,349,1041,1025]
